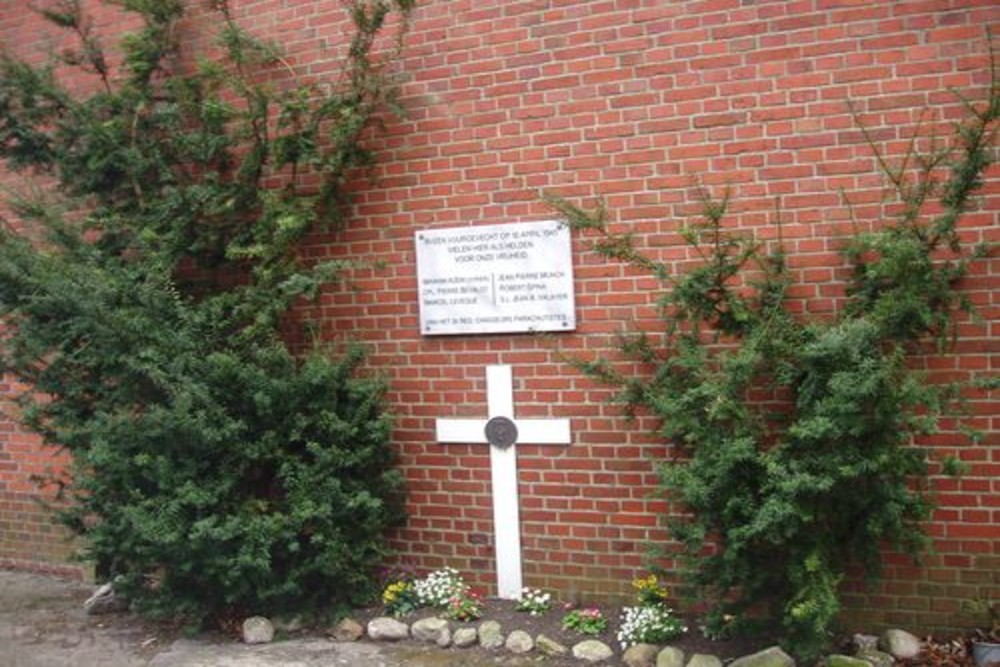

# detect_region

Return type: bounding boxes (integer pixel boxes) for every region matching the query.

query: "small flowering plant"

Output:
[381,580,419,618]
[413,567,467,608]
[632,574,669,607]
[617,604,686,648]
[444,590,483,621]
[515,587,552,616]
[562,606,608,635]
[700,611,738,640]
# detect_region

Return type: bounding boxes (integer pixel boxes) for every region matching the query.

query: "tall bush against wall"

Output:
[0,0,413,624]
[550,57,997,659]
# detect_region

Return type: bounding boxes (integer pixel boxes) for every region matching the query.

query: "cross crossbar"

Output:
[434,365,571,599]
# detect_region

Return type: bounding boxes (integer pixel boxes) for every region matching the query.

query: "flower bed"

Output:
[365,569,772,665]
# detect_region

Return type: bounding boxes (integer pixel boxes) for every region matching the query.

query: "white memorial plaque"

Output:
[416,221,576,335]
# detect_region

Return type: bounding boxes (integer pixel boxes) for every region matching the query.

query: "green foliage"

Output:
[619,574,686,649]
[381,580,420,618]
[443,590,484,622]
[617,605,686,649]
[515,586,553,615]
[412,567,467,608]
[562,607,608,635]
[549,52,997,660]
[0,0,413,624]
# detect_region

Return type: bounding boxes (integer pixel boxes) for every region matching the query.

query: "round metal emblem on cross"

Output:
[484,416,518,449]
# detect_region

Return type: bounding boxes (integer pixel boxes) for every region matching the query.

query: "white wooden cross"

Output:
[435,365,572,599]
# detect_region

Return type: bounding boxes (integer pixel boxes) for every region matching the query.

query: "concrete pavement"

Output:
[0,570,539,667]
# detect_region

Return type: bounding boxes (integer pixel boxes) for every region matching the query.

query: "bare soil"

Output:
[353,597,775,665]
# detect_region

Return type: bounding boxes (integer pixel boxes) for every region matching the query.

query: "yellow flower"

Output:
[632,574,668,605]
[382,581,409,605]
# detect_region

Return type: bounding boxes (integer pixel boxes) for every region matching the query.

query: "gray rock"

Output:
[880,629,921,659]
[453,627,478,647]
[856,649,895,667]
[624,643,659,667]
[478,620,504,649]
[827,656,871,667]
[241,616,275,644]
[83,583,128,615]
[412,617,450,646]
[686,655,723,667]
[729,646,795,667]
[329,617,364,642]
[505,629,534,654]
[657,646,685,667]
[854,634,879,652]
[536,634,568,656]
[572,639,614,662]
[366,616,409,641]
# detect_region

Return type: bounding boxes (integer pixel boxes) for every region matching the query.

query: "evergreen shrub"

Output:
[0,0,413,624]
[549,49,998,660]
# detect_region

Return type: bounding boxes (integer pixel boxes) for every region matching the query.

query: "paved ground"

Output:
[0,570,542,667]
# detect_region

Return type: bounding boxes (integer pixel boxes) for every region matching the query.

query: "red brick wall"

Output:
[0,0,137,580]
[1,0,997,634]
[0,381,80,576]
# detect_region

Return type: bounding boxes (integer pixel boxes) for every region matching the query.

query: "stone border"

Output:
[315,615,922,666]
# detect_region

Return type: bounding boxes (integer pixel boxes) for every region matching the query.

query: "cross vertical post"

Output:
[434,365,571,599]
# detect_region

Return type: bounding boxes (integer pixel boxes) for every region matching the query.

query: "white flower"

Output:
[413,568,466,608]
[617,605,685,649]
[515,586,552,615]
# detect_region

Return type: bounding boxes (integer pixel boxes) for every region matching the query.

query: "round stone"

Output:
[505,629,534,654]
[329,617,364,642]
[478,620,504,649]
[657,646,686,667]
[241,616,275,644]
[453,627,478,647]
[536,634,568,656]
[572,639,614,662]
[879,628,921,659]
[623,643,659,667]
[366,617,409,641]
[412,617,450,646]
